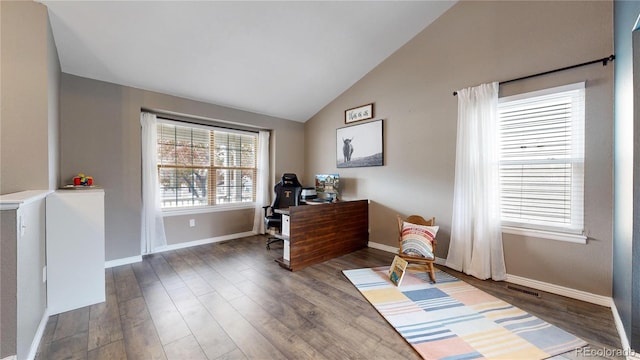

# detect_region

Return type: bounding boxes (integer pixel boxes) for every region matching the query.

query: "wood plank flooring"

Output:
[35,235,624,359]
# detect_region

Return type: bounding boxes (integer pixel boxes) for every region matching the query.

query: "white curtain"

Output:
[140,112,167,254]
[253,130,271,234]
[445,82,506,281]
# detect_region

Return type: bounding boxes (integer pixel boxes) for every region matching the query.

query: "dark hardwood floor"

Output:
[35,235,623,359]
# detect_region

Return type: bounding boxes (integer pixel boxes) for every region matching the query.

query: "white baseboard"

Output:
[26,309,49,360]
[153,231,256,254]
[435,256,446,265]
[610,300,639,359]
[1,356,17,360]
[367,241,397,254]
[368,241,611,306]
[104,255,142,269]
[505,274,612,307]
[104,231,256,268]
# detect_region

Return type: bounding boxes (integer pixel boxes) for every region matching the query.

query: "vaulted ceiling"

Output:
[42,1,456,122]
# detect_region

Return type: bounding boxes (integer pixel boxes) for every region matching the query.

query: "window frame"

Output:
[156,119,258,213]
[497,82,587,243]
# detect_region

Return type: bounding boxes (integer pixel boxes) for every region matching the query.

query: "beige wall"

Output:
[0,1,58,194]
[163,208,255,245]
[60,74,304,261]
[3,0,616,298]
[1,2,58,357]
[305,1,614,295]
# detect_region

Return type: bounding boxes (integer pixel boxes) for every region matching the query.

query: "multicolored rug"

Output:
[343,267,587,359]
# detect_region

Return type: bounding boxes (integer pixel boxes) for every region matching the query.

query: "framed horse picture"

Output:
[336,119,383,168]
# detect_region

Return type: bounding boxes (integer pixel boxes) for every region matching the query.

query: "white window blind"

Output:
[157,121,257,209]
[498,82,585,234]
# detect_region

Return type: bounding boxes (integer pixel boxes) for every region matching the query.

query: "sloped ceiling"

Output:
[43,1,456,122]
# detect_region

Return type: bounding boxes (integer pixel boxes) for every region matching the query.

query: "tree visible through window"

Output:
[157,122,257,208]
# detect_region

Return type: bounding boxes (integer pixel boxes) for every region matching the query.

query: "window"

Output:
[157,121,257,209]
[498,82,585,236]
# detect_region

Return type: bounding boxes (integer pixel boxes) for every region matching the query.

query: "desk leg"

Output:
[283,240,290,261]
[282,214,290,260]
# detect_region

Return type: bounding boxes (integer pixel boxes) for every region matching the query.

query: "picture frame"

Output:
[337,119,383,168]
[345,103,374,124]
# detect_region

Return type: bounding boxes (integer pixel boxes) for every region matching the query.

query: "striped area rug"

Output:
[343,267,587,359]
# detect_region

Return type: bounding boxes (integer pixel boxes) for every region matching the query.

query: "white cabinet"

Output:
[0,190,51,359]
[46,189,105,315]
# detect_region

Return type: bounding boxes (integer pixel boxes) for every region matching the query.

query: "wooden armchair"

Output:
[397,215,438,283]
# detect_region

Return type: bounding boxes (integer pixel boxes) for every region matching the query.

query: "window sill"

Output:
[501,226,587,244]
[163,203,257,217]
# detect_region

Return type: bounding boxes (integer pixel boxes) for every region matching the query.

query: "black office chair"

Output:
[263,173,302,249]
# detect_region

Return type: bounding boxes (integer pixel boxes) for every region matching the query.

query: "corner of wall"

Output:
[47,7,61,192]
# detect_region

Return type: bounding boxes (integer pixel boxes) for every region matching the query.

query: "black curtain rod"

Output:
[452,54,615,96]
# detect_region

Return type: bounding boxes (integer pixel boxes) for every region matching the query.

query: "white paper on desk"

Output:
[284,240,290,261]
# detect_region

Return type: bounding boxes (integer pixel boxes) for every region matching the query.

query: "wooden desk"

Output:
[274,199,368,271]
